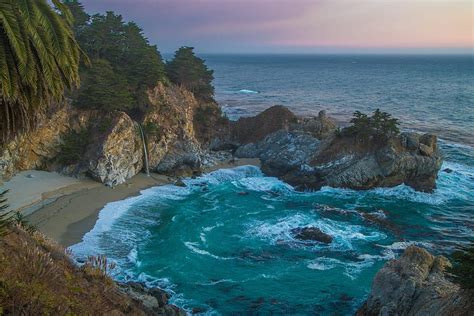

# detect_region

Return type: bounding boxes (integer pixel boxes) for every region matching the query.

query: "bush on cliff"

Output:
[56,128,91,165]
[75,60,133,111]
[166,47,215,101]
[449,242,474,289]
[342,109,400,142]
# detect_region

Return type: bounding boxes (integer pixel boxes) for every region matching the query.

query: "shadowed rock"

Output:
[291,227,333,244]
[357,246,474,316]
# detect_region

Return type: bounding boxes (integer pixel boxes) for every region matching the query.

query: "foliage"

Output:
[0,189,11,236]
[0,0,84,143]
[342,109,400,142]
[82,255,116,282]
[13,212,36,234]
[64,3,167,112]
[143,121,163,139]
[449,242,474,289]
[166,47,215,101]
[56,128,90,165]
[75,59,133,111]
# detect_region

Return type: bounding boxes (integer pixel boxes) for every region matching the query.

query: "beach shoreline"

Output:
[14,158,260,247]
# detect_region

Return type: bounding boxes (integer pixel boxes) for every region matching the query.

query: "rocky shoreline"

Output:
[0,82,451,314]
[357,246,473,316]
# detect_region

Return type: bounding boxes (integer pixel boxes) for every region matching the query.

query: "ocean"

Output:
[71,54,474,315]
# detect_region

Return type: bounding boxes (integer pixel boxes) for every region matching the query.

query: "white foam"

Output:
[307,256,374,279]
[237,176,294,192]
[184,242,235,261]
[238,89,259,94]
[127,247,141,267]
[246,214,386,251]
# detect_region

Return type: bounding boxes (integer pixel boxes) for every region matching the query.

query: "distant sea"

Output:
[72,54,474,315]
[204,54,474,146]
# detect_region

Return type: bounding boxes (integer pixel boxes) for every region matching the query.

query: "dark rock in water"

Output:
[118,282,186,315]
[192,307,207,314]
[238,191,249,196]
[175,179,186,187]
[357,246,474,316]
[359,210,402,236]
[291,227,333,244]
[443,168,453,173]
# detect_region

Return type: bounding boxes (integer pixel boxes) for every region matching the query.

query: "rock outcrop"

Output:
[0,105,72,180]
[357,246,474,316]
[85,112,144,186]
[143,83,204,176]
[233,107,442,192]
[118,282,186,316]
[0,82,224,185]
[291,227,333,244]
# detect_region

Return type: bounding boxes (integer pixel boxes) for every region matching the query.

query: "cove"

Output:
[70,142,474,314]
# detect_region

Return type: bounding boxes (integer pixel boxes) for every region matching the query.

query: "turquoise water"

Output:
[71,141,474,315]
[72,55,474,314]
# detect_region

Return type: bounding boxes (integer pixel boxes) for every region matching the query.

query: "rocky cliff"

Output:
[231,106,442,192]
[0,82,224,185]
[1,99,443,192]
[357,246,473,316]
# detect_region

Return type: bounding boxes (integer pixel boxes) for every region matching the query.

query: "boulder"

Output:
[291,227,333,244]
[86,112,143,186]
[357,246,474,316]
[230,105,298,145]
[118,282,186,316]
[294,110,337,139]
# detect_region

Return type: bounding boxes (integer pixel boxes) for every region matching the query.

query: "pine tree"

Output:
[166,47,214,101]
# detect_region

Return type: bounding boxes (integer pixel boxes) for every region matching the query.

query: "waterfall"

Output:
[137,123,150,177]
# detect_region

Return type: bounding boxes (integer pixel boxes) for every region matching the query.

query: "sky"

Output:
[80,0,473,54]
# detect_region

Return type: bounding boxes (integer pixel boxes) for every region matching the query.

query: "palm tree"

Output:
[0,0,84,143]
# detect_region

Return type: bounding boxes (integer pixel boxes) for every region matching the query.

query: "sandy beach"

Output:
[2,158,260,247]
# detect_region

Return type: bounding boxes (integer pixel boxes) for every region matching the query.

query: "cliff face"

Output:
[0,106,71,180]
[143,83,203,175]
[0,82,222,185]
[357,246,473,316]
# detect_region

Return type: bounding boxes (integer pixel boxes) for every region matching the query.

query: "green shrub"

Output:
[143,121,163,139]
[166,47,215,101]
[0,190,11,236]
[56,128,91,165]
[449,243,474,289]
[342,109,400,142]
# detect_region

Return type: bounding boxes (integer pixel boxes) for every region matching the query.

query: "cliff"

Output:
[357,246,473,316]
[0,82,224,185]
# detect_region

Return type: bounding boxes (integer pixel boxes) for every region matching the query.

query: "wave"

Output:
[246,213,386,251]
[306,256,375,279]
[184,242,235,261]
[238,89,259,94]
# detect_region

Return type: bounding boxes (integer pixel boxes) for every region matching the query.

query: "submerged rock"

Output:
[357,246,474,316]
[291,227,333,244]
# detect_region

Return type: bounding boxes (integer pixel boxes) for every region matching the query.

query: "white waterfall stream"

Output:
[137,123,150,176]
